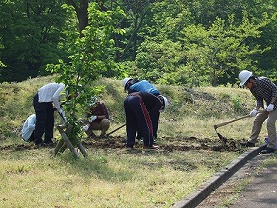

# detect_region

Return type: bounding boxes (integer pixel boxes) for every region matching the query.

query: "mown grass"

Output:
[0,76,268,208]
[0,148,237,208]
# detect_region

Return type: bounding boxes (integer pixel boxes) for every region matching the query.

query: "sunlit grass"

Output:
[0,76,269,207]
[0,148,238,208]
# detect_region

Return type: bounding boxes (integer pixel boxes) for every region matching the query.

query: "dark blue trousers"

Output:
[33,94,54,145]
[124,95,153,147]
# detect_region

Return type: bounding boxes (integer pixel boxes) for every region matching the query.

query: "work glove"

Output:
[266,104,274,112]
[82,124,90,131]
[249,109,258,117]
[88,115,97,122]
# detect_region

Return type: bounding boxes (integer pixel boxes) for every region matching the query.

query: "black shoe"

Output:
[143,145,159,150]
[125,144,134,148]
[35,142,46,148]
[240,141,255,147]
[260,147,275,154]
[44,141,55,147]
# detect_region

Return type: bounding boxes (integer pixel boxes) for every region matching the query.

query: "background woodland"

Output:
[1,0,277,86]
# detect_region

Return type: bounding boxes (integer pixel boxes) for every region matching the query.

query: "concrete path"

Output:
[198,153,277,208]
[172,145,277,208]
[172,146,266,208]
[229,159,277,208]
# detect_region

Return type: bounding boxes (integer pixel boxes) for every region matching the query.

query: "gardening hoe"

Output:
[106,123,126,136]
[214,114,250,144]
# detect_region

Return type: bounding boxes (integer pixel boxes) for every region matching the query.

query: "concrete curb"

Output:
[171,144,266,208]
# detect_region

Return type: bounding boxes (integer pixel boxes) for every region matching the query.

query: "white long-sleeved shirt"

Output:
[21,114,36,141]
[38,83,65,111]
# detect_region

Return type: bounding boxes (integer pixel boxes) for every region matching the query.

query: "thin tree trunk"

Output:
[66,0,88,37]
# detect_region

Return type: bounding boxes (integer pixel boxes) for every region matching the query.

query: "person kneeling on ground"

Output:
[238,70,277,154]
[83,98,110,138]
[124,92,168,149]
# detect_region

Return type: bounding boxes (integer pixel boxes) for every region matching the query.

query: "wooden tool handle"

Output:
[214,114,250,129]
[214,109,266,129]
[106,123,126,136]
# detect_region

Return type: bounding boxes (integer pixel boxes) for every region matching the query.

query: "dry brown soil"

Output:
[0,135,240,152]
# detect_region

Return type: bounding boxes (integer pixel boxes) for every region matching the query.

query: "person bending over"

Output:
[33,82,66,147]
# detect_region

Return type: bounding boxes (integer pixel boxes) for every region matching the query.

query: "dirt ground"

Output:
[0,135,241,152]
[83,135,240,152]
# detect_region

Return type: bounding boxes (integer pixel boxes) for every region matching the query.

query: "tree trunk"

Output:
[66,0,88,37]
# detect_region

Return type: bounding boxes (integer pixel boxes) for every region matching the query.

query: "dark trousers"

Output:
[29,131,35,142]
[151,92,160,138]
[137,111,160,139]
[33,94,54,145]
[124,95,153,147]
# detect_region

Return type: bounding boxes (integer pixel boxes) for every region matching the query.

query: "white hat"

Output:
[122,78,132,89]
[158,95,169,112]
[238,70,253,87]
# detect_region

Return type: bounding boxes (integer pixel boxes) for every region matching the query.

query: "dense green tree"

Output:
[47,3,125,140]
[134,11,271,86]
[113,0,154,61]
[181,13,271,86]
[134,39,185,84]
[64,0,88,37]
[0,0,277,86]
[144,0,192,42]
[0,0,67,82]
[183,0,277,82]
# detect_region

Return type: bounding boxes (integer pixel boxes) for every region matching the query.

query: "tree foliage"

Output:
[132,11,272,86]
[0,0,67,82]
[46,2,125,140]
[1,0,277,84]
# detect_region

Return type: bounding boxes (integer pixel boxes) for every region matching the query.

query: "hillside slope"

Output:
[0,76,266,147]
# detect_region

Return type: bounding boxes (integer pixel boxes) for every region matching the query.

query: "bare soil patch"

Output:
[0,136,241,152]
[83,135,240,152]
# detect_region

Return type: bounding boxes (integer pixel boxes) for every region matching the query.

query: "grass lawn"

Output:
[0,76,269,207]
[1,143,241,208]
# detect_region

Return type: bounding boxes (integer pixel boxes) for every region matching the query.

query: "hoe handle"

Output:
[106,123,126,136]
[214,115,250,129]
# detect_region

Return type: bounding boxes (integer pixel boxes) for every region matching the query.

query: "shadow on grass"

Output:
[57,152,134,183]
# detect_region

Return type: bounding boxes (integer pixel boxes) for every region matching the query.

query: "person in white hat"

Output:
[238,70,277,154]
[122,77,167,142]
[124,91,168,149]
[122,78,160,96]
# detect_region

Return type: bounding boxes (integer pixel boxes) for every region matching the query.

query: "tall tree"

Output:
[47,3,125,140]
[113,0,154,60]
